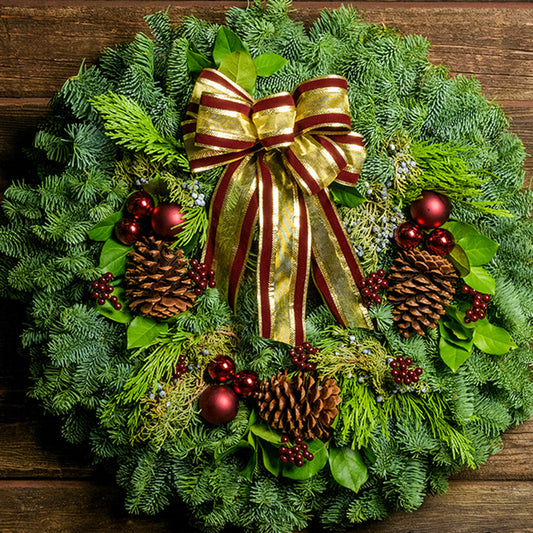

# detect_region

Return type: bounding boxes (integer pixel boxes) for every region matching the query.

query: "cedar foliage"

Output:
[1,1,532,532]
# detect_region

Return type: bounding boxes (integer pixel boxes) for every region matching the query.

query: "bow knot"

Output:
[182,69,372,345]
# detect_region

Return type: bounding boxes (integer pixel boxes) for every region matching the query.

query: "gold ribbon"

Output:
[182,69,372,345]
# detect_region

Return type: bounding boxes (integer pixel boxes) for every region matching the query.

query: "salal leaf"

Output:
[218,51,256,95]
[439,322,472,372]
[250,422,282,444]
[87,211,122,241]
[98,239,132,277]
[96,287,132,324]
[330,182,366,208]
[213,26,248,67]
[254,53,288,76]
[328,446,368,493]
[447,244,470,277]
[442,220,498,266]
[187,48,212,74]
[473,320,517,355]
[127,316,168,349]
[259,441,282,477]
[463,266,496,295]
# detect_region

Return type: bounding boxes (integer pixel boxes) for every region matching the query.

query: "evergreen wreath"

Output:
[1,2,532,531]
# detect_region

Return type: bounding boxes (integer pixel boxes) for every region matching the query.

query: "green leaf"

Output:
[442,220,499,266]
[447,244,470,277]
[127,316,168,349]
[250,423,282,445]
[439,322,472,372]
[96,287,133,324]
[328,446,368,493]
[254,53,288,76]
[215,439,254,463]
[281,439,328,480]
[186,48,212,74]
[463,266,496,295]
[329,182,366,208]
[259,441,282,477]
[473,320,517,355]
[87,211,122,241]
[213,26,248,67]
[98,238,132,277]
[440,320,474,350]
[241,448,258,482]
[445,305,476,329]
[218,51,256,95]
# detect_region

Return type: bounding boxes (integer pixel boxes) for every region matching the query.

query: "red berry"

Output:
[280,455,289,463]
[295,459,304,467]
[408,369,415,378]
[359,280,367,288]
[390,360,398,369]
[461,285,470,294]
[106,285,114,294]
[194,288,203,295]
[92,281,100,290]
[395,376,402,384]
[293,446,301,454]
[97,298,105,305]
[289,349,296,357]
[362,288,371,297]
[301,442,308,451]
[399,363,407,371]
[464,317,471,324]
[480,302,488,310]
[483,294,491,302]
[478,311,486,319]
[471,313,479,322]
[190,259,198,268]
[279,446,289,455]
[391,369,399,377]
[295,436,303,445]
[295,453,303,461]
[415,367,423,375]
[412,375,419,383]
[179,355,186,363]
[405,357,413,366]
[110,296,118,303]
[114,302,122,310]
[466,308,473,317]
[375,296,383,305]
[302,342,311,351]
[281,435,289,443]
[380,279,389,289]
[404,377,412,385]
[92,291,100,299]
[399,371,406,378]
[306,452,314,461]
[397,356,404,363]
[377,269,385,277]
[289,455,295,463]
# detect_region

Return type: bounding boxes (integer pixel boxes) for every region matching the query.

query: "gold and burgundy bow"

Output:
[182,69,372,345]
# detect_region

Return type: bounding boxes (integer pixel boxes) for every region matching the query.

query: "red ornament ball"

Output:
[208,354,236,383]
[427,228,455,256]
[115,217,143,245]
[151,202,186,238]
[410,190,451,229]
[199,385,239,425]
[394,222,423,250]
[126,191,155,218]
[233,370,260,397]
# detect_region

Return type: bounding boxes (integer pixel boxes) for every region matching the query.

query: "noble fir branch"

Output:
[91,92,190,169]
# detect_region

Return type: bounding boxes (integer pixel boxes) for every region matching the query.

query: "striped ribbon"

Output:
[182,69,372,345]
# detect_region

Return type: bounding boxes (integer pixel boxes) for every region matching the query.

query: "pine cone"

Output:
[255,371,341,440]
[125,235,197,319]
[387,248,457,337]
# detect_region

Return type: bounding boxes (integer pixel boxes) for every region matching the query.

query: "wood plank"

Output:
[0,4,532,100]
[0,480,531,532]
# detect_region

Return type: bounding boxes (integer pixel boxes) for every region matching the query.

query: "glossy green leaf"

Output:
[254,53,288,76]
[439,322,472,372]
[473,319,517,355]
[215,439,253,463]
[98,238,132,277]
[127,316,168,349]
[281,439,328,480]
[329,182,366,208]
[445,305,476,329]
[96,287,132,324]
[463,266,496,295]
[87,211,122,241]
[241,447,258,482]
[186,48,212,74]
[328,446,368,493]
[440,320,474,350]
[447,244,470,277]
[213,27,248,67]
[218,51,256,95]
[259,441,282,477]
[250,422,282,444]
[442,220,498,266]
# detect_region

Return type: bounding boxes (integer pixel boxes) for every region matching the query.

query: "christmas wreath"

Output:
[1,2,532,531]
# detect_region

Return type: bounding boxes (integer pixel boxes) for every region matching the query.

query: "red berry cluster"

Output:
[289,342,319,372]
[389,356,423,386]
[173,353,188,379]
[279,435,314,467]
[461,285,491,323]
[357,269,388,307]
[91,272,122,310]
[189,259,216,295]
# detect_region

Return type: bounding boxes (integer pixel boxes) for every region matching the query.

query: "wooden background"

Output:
[0,1,532,531]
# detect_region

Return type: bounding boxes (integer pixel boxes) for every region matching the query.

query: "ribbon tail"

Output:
[202,155,258,309]
[306,189,372,330]
[257,151,311,346]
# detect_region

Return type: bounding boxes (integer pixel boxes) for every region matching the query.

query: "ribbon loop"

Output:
[183,69,372,345]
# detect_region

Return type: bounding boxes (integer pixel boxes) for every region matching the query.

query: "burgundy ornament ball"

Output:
[199,385,239,425]
[394,222,423,250]
[233,370,260,397]
[410,190,451,229]
[207,354,236,383]
[151,202,186,238]
[115,217,143,245]
[126,191,155,219]
[427,228,455,257]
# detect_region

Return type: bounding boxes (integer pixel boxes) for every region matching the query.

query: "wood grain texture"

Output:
[0,2,532,532]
